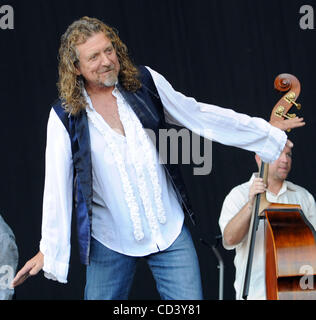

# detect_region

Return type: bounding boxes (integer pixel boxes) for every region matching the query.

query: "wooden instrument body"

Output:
[265,203,316,299]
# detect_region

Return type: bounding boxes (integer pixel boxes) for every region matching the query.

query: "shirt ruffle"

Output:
[85,88,166,241]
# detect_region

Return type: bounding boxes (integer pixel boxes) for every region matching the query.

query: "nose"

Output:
[100,52,112,67]
[279,152,288,163]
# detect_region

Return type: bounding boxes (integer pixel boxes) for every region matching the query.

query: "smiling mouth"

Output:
[98,66,115,74]
[98,70,113,75]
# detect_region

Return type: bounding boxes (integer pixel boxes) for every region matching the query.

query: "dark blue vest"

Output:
[52,66,195,265]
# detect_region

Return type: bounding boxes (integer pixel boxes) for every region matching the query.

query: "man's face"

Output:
[268,145,292,182]
[75,32,120,89]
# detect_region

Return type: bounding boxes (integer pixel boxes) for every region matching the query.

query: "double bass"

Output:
[240,74,316,300]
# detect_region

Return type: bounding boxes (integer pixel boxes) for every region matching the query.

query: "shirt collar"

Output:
[82,85,120,112]
[82,87,94,111]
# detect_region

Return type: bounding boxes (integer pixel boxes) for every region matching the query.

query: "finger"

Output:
[29,264,42,276]
[252,183,266,190]
[286,117,305,129]
[11,263,34,287]
[271,118,305,131]
[11,272,30,287]
[254,188,266,194]
[12,271,30,287]
[253,180,266,186]
[250,186,266,195]
[12,272,29,287]
[296,121,306,127]
[286,140,294,148]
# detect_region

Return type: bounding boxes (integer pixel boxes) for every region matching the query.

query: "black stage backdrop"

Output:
[0,0,315,300]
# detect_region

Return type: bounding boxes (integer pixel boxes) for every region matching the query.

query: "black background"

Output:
[0,0,315,300]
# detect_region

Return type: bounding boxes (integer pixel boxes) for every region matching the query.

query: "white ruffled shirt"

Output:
[39,66,287,283]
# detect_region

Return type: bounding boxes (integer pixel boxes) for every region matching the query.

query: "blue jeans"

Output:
[84,224,203,300]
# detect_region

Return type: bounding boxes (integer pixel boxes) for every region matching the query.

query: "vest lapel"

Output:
[116,83,160,131]
[72,111,93,215]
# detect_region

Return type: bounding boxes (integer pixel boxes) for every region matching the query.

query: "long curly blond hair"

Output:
[57,16,141,115]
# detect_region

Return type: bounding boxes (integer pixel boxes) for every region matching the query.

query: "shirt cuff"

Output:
[258,125,287,163]
[42,255,68,284]
[39,241,69,284]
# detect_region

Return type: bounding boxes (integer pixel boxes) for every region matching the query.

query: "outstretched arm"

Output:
[147,66,305,164]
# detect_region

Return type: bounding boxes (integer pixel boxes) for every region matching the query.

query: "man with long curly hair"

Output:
[12,16,304,299]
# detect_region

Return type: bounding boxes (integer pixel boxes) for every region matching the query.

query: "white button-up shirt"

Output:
[39,66,287,283]
[219,173,316,300]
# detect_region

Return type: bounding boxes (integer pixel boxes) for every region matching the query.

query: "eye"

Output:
[106,47,113,54]
[89,54,98,61]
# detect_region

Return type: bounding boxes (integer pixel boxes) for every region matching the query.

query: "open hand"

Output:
[11,251,44,287]
[270,117,305,131]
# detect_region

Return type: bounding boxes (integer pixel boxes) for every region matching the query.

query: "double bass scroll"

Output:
[271,74,302,126]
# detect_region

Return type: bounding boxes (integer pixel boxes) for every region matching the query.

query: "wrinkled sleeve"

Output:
[39,108,73,283]
[146,66,287,164]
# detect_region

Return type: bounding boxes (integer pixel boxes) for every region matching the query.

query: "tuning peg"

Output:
[293,101,302,110]
[284,92,302,110]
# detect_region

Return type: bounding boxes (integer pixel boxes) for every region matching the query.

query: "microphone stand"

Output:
[200,236,224,300]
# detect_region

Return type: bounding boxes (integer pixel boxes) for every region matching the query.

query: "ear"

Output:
[74,63,81,76]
